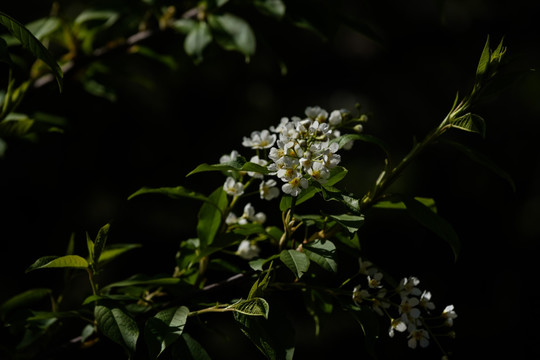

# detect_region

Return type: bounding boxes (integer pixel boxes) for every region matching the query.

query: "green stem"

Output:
[86,268,98,296]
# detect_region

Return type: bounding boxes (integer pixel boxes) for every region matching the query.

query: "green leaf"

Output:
[207,13,256,61]
[26,255,89,273]
[0,288,52,321]
[184,21,212,62]
[128,185,209,203]
[476,36,491,79]
[0,116,34,137]
[171,333,212,360]
[93,223,110,265]
[187,158,270,176]
[227,298,270,318]
[254,0,286,18]
[443,139,516,192]
[145,306,189,359]
[98,243,142,264]
[449,112,486,137]
[0,11,63,91]
[280,250,310,278]
[325,166,348,186]
[373,196,437,211]
[402,197,461,261]
[101,275,181,292]
[234,301,295,360]
[328,214,364,233]
[249,255,279,272]
[95,302,139,356]
[302,239,337,272]
[197,187,228,248]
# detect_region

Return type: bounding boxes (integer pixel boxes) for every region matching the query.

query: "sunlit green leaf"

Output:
[328,214,364,233]
[128,185,209,203]
[95,302,139,355]
[187,158,270,176]
[302,239,337,272]
[280,249,309,278]
[26,255,89,273]
[450,112,486,137]
[145,306,189,359]
[255,0,286,18]
[0,11,63,91]
[98,243,141,264]
[227,297,269,318]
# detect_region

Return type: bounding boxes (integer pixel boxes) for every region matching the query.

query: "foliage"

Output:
[0,2,516,360]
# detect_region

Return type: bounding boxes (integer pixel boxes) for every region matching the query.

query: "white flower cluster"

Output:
[352,257,457,352]
[221,106,354,201]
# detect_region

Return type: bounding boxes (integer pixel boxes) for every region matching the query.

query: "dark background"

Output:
[1,0,540,359]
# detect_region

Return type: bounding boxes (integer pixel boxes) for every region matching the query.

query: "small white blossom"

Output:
[328,110,342,126]
[407,327,430,349]
[282,176,308,196]
[242,130,276,149]
[236,240,260,260]
[368,272,384,289]
[419,290,436,312]
[307,161,331,184]
[259,179,280,200]
[248,155,268,179]
[352,285,370,305]
[239,203,266,225]
[388,318,407,338]
[399,297,421,322]
[442,305,457,326]
[397,276,422,298]
[220,150,241,164]
[223,177,244,196]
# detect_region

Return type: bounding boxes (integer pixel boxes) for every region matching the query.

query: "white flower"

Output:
[388,318,407,337]
[259,179,280,200]
[352,285,370,305]
[407,327,430,349]
[397,276,422,298]
[248,155,268,179]
[220,150,241,164]
[236,240,260,260]
[307,161,331,184]
[419,290,436,312]
[239,203,266,225]
[225,212,238,225]
[368,272,384,289]
[328,110,342,126]
[399,297,421,322]
[242,130,276,149]
[282,176,308,196]
[305,106,328,122]
[223,177,244,196]
[442,305,457,326]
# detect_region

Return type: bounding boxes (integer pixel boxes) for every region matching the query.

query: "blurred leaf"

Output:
[373,196,437,212]
[95,302,139,356]
[302,239,337,272]
[184,21,212,63]
[0,116,34,137]
[0,288,52,321]
[0,37,13,66]
[101,275,180,292]
[26,255,89,273]
[25,17,61,41]
[402,196,461,261]
[172,19,197,34]
[280,249,309,278]
[443,139,516,192]
[208,13,256,61]
[145,306,189,359]
[227,297,269,318]
[0,11,63,91]
[255,0,286,18]
[98,243,142,264]
[128,185,209,202]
